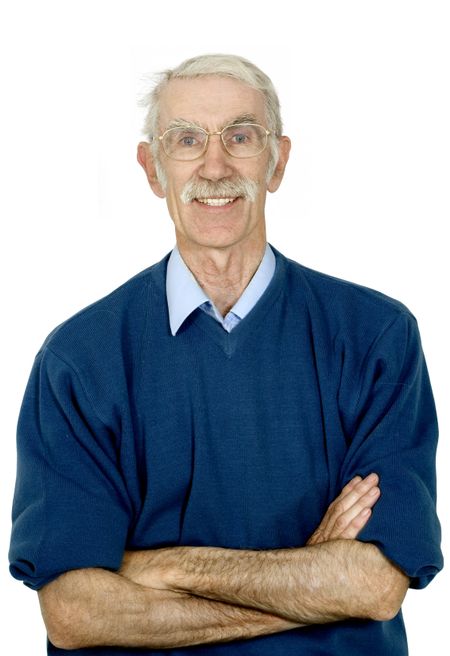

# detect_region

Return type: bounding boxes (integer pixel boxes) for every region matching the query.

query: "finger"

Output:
[308,474,380,545]
[339,507,372,539]
[307,497,375,545]
[330,473,379,516]
[320,476,363,534]
[337,475,363,497]
[324,476,379,537]
[330,486,380,538]
[344,473,379,501]
[322,476,364,524]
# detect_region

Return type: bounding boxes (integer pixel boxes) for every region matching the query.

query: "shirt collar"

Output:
[166,244,275,336]
[231,243,275,321]
[166,246,209,336]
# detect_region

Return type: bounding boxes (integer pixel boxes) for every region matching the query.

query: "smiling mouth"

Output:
[195,197,240,207]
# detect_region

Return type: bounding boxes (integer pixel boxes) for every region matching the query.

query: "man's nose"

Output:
[198,134,233,181]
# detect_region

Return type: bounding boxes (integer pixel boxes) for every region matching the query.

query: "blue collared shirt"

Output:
[166,244,276,335]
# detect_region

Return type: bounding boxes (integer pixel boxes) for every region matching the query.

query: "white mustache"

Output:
[180,175,260,205]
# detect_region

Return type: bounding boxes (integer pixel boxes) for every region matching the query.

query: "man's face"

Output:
[141,76,288,251]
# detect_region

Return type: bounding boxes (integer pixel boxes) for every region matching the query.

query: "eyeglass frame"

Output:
[157,122,272,161]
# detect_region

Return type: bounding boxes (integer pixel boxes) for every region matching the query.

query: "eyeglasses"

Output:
[158,123,271,161]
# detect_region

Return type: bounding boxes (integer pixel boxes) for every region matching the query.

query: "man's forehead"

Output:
[158,76,266,130]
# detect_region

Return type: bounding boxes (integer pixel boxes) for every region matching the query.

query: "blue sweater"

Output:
[10,246,442,655]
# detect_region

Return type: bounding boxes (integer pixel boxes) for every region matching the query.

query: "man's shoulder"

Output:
[40,253,170,359]
[277,249,416,329]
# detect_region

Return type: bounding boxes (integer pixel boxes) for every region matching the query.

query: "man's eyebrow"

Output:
[165,118,200,131]
[164,113,260,132]
[224,113,259,127]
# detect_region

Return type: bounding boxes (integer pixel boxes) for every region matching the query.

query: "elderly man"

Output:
[10,54,442,655]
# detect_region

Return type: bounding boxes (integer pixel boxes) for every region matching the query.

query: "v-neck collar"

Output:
[166,244,276,336]
[186,247,287,358]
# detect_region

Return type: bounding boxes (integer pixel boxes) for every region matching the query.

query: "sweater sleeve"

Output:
[9,346,132,590]
[339,312,443,589]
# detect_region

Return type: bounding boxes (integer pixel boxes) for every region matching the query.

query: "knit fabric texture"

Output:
[9,246,442,655]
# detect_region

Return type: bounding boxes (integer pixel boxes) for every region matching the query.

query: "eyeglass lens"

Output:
[162,124,268,160]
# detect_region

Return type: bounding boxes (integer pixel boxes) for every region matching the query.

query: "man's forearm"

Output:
[119,474,406,626]
[123,540,409,625]
[38,474,391,649]
[38,567,300,650]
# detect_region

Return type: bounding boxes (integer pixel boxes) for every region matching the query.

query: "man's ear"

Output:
[137,142,166,198]
[267,136,291,193]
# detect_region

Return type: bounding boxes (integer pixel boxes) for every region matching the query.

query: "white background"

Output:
[1,1,449,653]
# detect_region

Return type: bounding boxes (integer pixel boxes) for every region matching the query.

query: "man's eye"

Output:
[175,131,201,147]
[231,133,249,144]
[180,135,197,146]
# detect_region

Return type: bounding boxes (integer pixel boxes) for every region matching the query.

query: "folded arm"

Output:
[39,474,392,649]
[39,568,299,650]
[120,473,408,624]
[135,538,408,626]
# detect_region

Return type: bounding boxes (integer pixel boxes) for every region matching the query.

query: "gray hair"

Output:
[140,54,284,188]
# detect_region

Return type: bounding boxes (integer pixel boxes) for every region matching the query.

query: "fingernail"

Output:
[369,487,380,496]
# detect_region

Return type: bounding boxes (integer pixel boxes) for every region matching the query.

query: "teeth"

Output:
[197,198,236,206]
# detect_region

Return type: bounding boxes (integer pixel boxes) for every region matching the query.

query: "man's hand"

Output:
[307,473,380,545]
